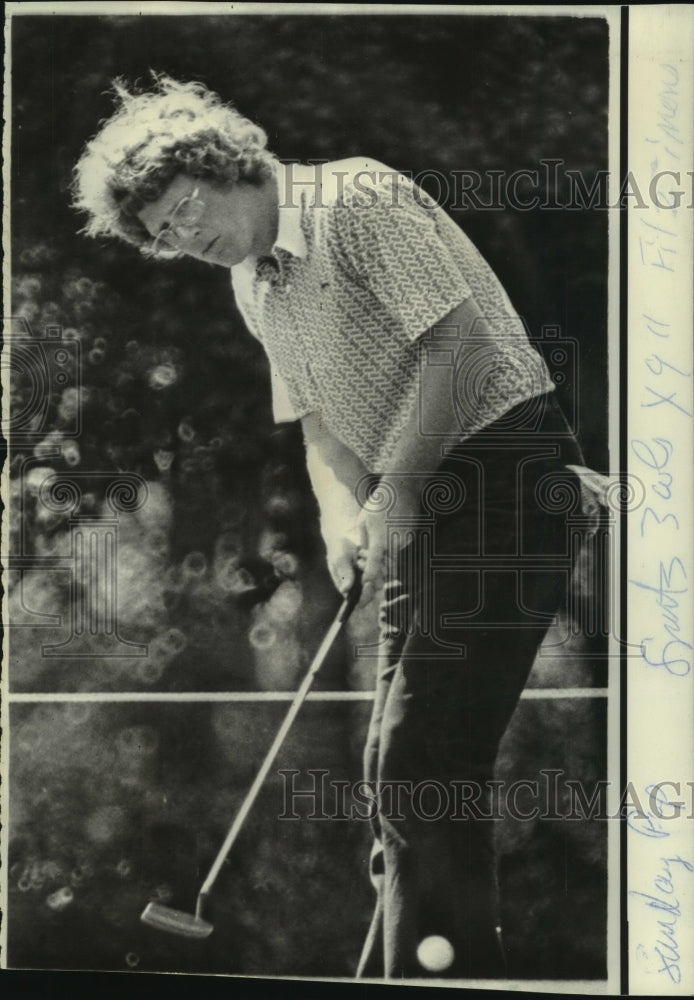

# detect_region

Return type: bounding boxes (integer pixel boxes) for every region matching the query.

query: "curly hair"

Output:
[72,73,277,250]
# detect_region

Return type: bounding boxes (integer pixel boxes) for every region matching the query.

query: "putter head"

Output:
[140,901,214,939]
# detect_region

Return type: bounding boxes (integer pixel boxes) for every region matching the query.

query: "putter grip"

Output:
[338,569,362,622]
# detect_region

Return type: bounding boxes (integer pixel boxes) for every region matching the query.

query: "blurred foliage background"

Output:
[8,11,609,981]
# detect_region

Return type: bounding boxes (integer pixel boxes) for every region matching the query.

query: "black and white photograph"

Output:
[2,3,690,993]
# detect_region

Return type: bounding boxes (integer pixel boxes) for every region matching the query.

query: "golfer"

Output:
[73,75,586,978]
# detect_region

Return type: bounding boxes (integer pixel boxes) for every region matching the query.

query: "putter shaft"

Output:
[141,575,361,936]
[199,583,359,898]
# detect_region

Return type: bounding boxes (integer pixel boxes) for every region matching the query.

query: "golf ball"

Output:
[416,935,455,973]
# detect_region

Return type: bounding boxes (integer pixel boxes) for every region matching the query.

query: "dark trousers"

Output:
[356,393,584,979]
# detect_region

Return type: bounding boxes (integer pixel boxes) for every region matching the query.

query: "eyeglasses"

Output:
[151,186,205,256]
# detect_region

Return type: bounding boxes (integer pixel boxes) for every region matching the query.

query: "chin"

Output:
[216,246,245,267]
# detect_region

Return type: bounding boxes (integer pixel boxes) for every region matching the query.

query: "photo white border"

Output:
[627,6,694,996]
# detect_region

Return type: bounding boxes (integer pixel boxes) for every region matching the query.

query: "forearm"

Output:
[302,411,371,595]
[383,363,459,476]
[302,411,368,529]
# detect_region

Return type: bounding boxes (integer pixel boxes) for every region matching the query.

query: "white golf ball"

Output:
[416,934,455,973]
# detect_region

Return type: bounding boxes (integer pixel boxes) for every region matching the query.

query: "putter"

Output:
[141,571,362,939]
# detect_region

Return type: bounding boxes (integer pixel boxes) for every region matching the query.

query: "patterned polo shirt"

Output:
[230,160,555,472]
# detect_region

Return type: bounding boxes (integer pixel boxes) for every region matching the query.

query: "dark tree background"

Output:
[7,12,609,982]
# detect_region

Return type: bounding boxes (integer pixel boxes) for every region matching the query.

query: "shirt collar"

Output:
[230,162,312,285]
[271,161,311,260]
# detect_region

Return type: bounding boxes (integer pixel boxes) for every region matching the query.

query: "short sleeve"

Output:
[330,175,472,340]
[269,364,300,423]
[230,268,262,340]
